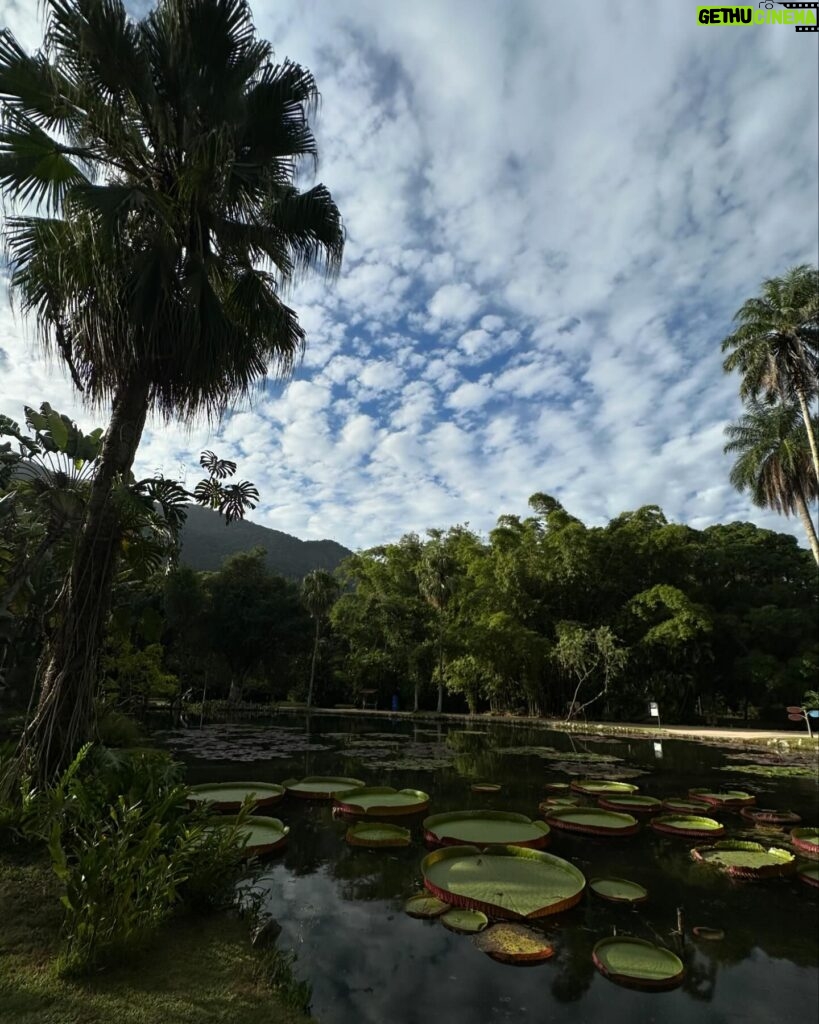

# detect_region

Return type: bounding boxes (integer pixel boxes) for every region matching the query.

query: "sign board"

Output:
[788,714,804,722]
[649,702,660,718]
[809,710,819,719]
[653,741,663,759]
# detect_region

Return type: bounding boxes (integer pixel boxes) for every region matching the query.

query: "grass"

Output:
[0,855,312,1024]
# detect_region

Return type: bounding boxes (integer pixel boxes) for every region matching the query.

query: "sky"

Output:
[1,1,817,551]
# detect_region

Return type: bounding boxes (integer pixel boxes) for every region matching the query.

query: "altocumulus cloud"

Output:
[0,0,817,549]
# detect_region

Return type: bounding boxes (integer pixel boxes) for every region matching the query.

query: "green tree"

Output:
[724,401,819,564]
[0,0,343,773]
[419,532,458,713]
[301,569,340,708]
[553,622,628,721]
[721,265,819,479]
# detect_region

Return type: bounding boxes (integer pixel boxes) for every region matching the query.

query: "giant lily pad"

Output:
[544,807,640,837]
[688,787,755,808]
[589,877,648,904]
[421,844,586,919]
[216,815,289,856]
[543,782,571,793]
[189,781,284,813]
[798,865,819,888]
[791,828,819,860]
[404,893,449,918]
[440,908,489,934]
[651,814,724,838]
[282,776,365,800]
[592,937,684,990]
[334,787,430,817]
[474,923,556,963]
[538,797,580,814]
[470,782,501,794]
[663,798,711,814]
[345,822,411,848]
[597,795,662,815]
[740,807,801,826]
[691,840,796,879]
[423,811,550,849]
[570,780,639,796]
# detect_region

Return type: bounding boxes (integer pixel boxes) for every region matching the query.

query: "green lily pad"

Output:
[538,797,580,814]
[691,840,796,879]
[422,844,586,919]
[791,828,819,859]
[474,922,556,962]
[797,865,819,888]
[593,937,684,990]
[571,780,639,795]
[283,776,365,800]
[597,795,662,815]
[688,788,755,808]
[740,807,801,826]
[544,807,640,836]
[334,787,430,817]
[440,908,489,934]
[651,815,724,838]
[543,782,571,792]
[589,877,648,904]
[404,893,449,918]
[424,811,550,849]
[214,815,289,856]
[720,764,816,779]
[189,781,284,812]
[471,782,502,794]
[662,798,712,814]
[345,822,411,848]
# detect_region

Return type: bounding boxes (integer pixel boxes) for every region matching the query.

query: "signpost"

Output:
[785,705,817,737]
[649,701,661,727]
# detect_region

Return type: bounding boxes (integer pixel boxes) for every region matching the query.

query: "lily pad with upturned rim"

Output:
[470,782,502,794]
[345,822,412,848]
[691,840,796,879]
[544,807,640,837]
[473,923,556,963]
[740,807,801,826]
[589,877,648,904]
[797,865,819,888]
[188,781,285,813]
[538,797,581,814]
[404,893,449,918]
[791,828,819,860]
[570,780,639,796]
[423,810,551,849]
[333,786,430,818]
[688,787,755,808]
[651,814,724,838]
[597,795,662,815]
[592,936,684,990]
[440,908,489,934]
[692,926,725,941]
[662,798,712,815]
[422,844,586,919]
[543,782,571,793]
[282,776,366,800]
[214,815,289,856]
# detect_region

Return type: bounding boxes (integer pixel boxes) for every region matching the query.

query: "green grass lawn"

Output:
[0,857,312,1024]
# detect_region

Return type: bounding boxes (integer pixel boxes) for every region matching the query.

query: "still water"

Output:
[160,714,819,1024]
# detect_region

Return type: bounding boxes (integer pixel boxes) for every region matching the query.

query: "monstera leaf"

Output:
[200,450,237,480]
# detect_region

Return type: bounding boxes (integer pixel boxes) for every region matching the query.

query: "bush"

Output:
[23,744,250,974]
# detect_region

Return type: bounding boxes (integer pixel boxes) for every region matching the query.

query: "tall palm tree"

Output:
[301,569,339,709]
[721,265,819,480]
[0,0,343,775]
[724,401,819,564]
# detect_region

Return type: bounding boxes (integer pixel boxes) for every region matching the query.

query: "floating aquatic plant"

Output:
[691,840,796,880]
[592,937,684,990]
[474,923,555,963]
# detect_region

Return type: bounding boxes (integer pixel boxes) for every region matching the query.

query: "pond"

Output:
[159,714,819,1024]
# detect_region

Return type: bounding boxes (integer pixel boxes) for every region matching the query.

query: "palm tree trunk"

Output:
[307,618,320,708]
[794,489,819,565]
[796,389,819,484]
[18,376,150,780]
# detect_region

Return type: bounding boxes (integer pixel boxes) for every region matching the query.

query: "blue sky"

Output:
[1,1,817,549]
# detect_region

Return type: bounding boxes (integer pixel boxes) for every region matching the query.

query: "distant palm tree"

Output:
[722,265,819,480]
[0,0,343,774]
[724,401,819,564]
[302,570,340,708]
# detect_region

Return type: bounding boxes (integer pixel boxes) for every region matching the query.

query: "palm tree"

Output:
[301,570,339,709]
[722,265,819,481]
[0,0,343,775]
[724,401,819,564]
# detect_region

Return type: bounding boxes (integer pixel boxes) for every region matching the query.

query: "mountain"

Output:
[178,504,353,579]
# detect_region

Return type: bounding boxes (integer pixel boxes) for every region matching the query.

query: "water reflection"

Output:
[167,713,818,1023]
